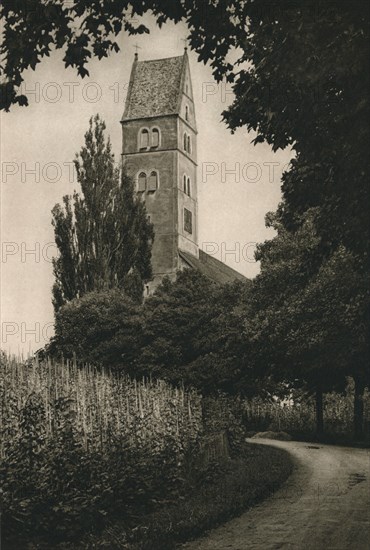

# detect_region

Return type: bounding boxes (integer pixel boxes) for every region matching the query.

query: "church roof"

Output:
[122,54,185,121]
[179,250,248,285]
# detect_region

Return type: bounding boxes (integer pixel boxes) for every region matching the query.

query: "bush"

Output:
[0,356,202,547]
[50,271,256,398]
[51,289,141,366]
[1,356,293,549]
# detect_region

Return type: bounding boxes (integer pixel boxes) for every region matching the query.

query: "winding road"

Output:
[181,439,370,550]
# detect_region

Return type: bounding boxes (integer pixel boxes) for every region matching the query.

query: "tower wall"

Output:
[122,116,178,154]
[121,149,179,278]
[121,53,199,292]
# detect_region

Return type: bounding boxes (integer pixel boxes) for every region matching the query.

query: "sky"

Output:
[0,14,293,355]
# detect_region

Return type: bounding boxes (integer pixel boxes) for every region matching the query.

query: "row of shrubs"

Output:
[0,355,248,548]
[1,355,205,547]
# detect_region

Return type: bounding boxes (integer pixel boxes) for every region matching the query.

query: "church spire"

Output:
[121,54,190,122]
[121,52,199,292]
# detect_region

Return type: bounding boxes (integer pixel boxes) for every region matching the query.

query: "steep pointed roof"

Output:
[122,54,186,121]
[179,250,249,285]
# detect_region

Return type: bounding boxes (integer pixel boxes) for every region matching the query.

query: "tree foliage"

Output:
[51,114,153,310]
[51,288,141,365]
[216,1,369,259]
[248,208,370,434]
[52,269,256,396]
[135,271,253,394]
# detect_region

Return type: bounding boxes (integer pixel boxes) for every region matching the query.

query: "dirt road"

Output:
[181,439,370,550]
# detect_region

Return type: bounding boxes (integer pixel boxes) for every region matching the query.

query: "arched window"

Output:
[139,129,149,149]
[148,171,158,192]
[138,172,146,192]
[187,177,191,197]
[183,132,187,151]
[185,105,189,121]
[187,135,191,154]
[183,174,187,193]
[151,128,160,148]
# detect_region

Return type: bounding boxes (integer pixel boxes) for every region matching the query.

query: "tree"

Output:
[51,114,153,311]
[248,208,370,437]
[195,1,368,261]
[136,270,253,394]
[51,269,257,396]
[51,289,141,366]
[134,270,217,384]
[295,247,370,439]
[245,209,327,434]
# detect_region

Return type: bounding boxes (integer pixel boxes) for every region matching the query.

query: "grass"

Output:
[80,442,293,549]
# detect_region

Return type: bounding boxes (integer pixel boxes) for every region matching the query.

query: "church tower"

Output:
[121,50,198,291]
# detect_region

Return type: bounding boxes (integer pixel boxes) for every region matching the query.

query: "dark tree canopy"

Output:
[217,1,369,260]
[51,288,141,365]
[51,269,256,396]
[51,114,154,311]
[250,208,369,383]
[135,270,253,394]
[248,207,370,434]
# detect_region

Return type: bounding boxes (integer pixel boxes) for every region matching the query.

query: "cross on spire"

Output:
[181,37,188,51]
[134,43,141,57]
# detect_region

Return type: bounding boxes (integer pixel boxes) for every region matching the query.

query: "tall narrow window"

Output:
[151,128,159,147]
[140,129,149,149]
[185,105,189,121]
[187,177,191,197]
[183,132,187,151]
[148,171,158,191]
[183,174,187,193]
[138,172,146,192]
[187,135,191,154]
[184,208,193,234]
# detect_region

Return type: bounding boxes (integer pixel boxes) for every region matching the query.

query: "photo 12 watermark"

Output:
[1,242,58,264]
[202,241,257,264]
[2,161,76,184]
[1,322,54,346]
[202,81,234,103]
[12,81,130,105]
[202,161,291,184]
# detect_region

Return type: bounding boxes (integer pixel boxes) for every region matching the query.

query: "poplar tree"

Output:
[51,114,153,311]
